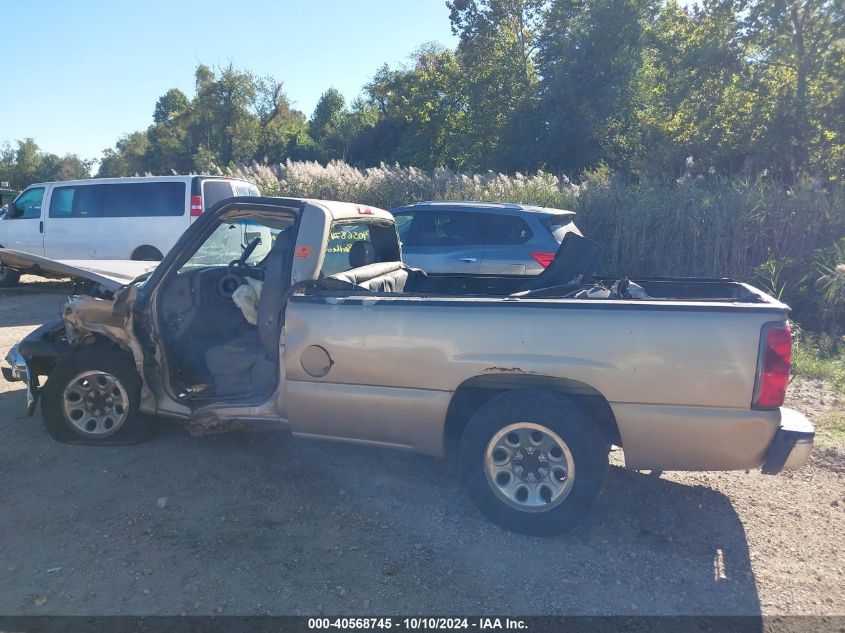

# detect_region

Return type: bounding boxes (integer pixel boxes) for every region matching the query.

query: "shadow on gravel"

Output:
[0,391,760,617]
[0,280,73,297]
[0,282,71,328]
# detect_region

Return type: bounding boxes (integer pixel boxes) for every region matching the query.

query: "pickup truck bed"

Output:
[377,272,768,302]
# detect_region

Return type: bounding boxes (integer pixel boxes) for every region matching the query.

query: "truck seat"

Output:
[328,240,427,293]
[203,232,292,397]
[329,261,412,293]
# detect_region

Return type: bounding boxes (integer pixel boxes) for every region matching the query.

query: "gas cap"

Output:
[300,345,333,377]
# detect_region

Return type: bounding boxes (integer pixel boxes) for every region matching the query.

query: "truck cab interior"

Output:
[156,212,296,402]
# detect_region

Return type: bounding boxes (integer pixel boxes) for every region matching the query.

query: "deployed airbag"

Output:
[232,278,263,325]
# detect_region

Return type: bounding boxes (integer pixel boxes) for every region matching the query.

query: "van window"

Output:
[233,181,260,196]
[11,187,44,219]
[49,188,75,217]
[49,182,186,218]
[202,181,234,210]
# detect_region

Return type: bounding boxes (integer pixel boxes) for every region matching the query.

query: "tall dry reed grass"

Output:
[226,160,844,281]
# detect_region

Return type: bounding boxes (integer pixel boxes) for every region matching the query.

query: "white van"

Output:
[0,176,260,286]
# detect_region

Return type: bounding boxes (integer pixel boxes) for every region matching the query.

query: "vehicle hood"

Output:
[0,248,157,291]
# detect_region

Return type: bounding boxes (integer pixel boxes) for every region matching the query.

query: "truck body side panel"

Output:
[611,403,780,470]
[283,294,788,466]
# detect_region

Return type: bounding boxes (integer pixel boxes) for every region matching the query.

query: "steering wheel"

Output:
[214,237,265,300]
[227,237,265,281]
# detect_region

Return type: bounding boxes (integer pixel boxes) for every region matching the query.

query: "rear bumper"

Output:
[761,407,814,474]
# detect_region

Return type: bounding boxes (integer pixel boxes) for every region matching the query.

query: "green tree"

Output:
[188,64,260,168]
[153,88,190,124]
[535,0,654,175]
[448,0,545,169]
[637,0,752,177]
[254,79,315,163]
[98,131,150,176]
[13,138,43,188]
[309,88,348,160]
[745,0,845,181]
[361,45,464,169]
[37,154,92,181]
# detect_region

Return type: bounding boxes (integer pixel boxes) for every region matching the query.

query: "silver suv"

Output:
[390,201,582,275]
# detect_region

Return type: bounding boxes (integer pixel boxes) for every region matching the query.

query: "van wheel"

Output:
[131,246,163,261]
[40,345,150,445]
[460,390,608,536]
[0,266,21,287]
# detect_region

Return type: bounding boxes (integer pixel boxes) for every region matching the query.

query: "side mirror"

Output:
[5,201,18,219]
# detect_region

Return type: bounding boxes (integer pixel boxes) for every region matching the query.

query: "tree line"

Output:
[2,0,843,189]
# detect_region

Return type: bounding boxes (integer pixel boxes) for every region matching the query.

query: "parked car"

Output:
[1,197,813,535]
[390,201,582,275]
[0,175,260,287]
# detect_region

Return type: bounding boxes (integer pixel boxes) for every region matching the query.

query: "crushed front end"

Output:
[2,320,71,415]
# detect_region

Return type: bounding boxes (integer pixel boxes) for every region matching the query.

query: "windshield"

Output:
[180,218,291,270]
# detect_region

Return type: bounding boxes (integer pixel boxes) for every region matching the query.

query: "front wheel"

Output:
[461,390,608,536]
[40,345,150,444]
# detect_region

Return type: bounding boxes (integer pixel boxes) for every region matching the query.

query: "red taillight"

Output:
[753,324,792,409]
[190,195,203,217]
[531,251,556,268]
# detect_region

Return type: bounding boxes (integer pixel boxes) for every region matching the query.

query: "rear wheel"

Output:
[0,265,21,287]
[131,246,163,262]
[41,345,150,444]
[461,389,608,536]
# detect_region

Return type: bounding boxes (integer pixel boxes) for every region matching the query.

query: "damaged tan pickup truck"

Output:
[1,197,814,535]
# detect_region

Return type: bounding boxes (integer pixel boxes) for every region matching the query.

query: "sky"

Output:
[1,0,457,161]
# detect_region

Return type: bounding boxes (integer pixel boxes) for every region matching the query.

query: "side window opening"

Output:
[11,187,45,219]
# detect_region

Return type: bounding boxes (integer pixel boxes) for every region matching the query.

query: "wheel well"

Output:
[131,245,163,261]
[444,375,621,454]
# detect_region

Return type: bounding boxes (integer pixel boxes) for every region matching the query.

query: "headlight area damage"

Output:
[61,286,156,413]
[6,284,157,418]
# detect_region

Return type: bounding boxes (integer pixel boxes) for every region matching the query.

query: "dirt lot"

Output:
[0,277,843,616]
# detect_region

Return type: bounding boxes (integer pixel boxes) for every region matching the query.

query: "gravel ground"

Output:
[0,277,843,616]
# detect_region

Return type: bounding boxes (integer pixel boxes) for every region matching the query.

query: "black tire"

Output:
[40,345,150,445]
[460,389,608,536]
[131,246,163,262]
[0,266,21,288]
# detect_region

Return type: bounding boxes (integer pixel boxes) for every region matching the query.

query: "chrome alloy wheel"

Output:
[61,370,129,438]
[483,422,576,512]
